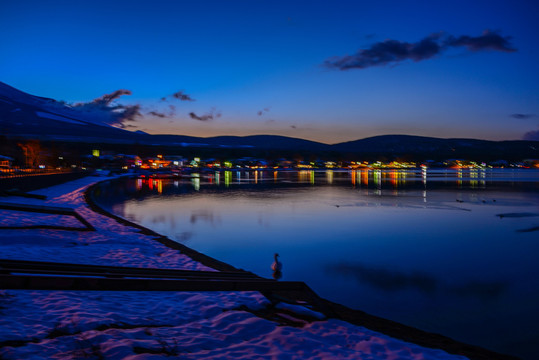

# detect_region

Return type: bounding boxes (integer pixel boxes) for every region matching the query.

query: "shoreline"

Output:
[84,176,517,360]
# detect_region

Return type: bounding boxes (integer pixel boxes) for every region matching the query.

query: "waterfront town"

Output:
[1,142,538,175]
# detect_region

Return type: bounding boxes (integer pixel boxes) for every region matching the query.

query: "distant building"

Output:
[119,155,142,167]
[166,155,187,167]
[0,155,14,168]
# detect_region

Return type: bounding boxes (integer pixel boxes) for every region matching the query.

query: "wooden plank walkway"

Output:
[0,274,309,292]
[0,259,310,293]
[0,202,95,231]
[0,259,262,281]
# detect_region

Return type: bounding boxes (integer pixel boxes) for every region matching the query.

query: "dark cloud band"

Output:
[72,89,140,127]
[325,30,516,70]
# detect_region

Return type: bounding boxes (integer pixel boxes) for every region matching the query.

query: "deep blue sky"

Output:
[1,0,538,143]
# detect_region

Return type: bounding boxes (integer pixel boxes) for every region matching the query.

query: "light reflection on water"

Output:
[95,169,539,359]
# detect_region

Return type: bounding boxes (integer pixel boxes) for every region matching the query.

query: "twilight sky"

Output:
[1,0,538,143]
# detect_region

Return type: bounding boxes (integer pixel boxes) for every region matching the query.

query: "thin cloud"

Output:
[148,111,167,118]
[145,104,179,119]
[257,107,271,116]
[189,108,221,122]
[445,30,516,52]
[171,90,195,101]
[511,113,535,119]
[189,112,207,121]
[325,30,516,70]
[160,90,195,102]
[93,89,132,105]
[119,105,141,122]
[71,89,141,127]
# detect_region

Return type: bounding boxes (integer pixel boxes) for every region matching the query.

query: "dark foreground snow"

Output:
[0,175,468,359]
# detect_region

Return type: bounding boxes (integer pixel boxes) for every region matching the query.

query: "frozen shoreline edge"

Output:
[83,176,516,360]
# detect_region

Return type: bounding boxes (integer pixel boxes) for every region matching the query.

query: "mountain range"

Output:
[1,81,538,160]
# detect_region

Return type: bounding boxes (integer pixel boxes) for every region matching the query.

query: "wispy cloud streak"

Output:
[71,89,141,127]
[325,30,516,70]
[257,108,270,116]
[189,108,221,122]
[171,91,195,101]
[511,113,535,119]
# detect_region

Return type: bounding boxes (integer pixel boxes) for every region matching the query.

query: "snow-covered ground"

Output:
[0,175,469,359]
[0,175,210,270]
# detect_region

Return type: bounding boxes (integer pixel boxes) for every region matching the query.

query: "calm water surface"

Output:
[94,169,539,359]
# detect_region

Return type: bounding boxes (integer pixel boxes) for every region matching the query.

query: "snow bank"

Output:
[0,175,470,359]
[0,290,467,360]
[0,175,212,270]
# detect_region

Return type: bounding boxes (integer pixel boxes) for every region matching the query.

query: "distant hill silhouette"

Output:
[332,135,539,160]
[1,81,538,160]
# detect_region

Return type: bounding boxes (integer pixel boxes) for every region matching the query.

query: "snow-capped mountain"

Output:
[0,81,144,142]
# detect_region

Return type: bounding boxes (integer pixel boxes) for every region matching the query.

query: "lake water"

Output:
[93,169,539,359]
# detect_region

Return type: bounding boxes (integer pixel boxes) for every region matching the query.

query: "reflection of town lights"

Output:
[361,170,368,186]
[225,171,231,187]
[326,170,333,184]
[192,176,200,191]
[298,170,310,182]
[373,170,381,188]
[390,169,398,187]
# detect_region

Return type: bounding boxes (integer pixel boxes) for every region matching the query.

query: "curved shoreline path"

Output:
[0,175,515,359]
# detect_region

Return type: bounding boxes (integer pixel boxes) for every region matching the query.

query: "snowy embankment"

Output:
[0,175,469,359]
[0,175,210,270]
